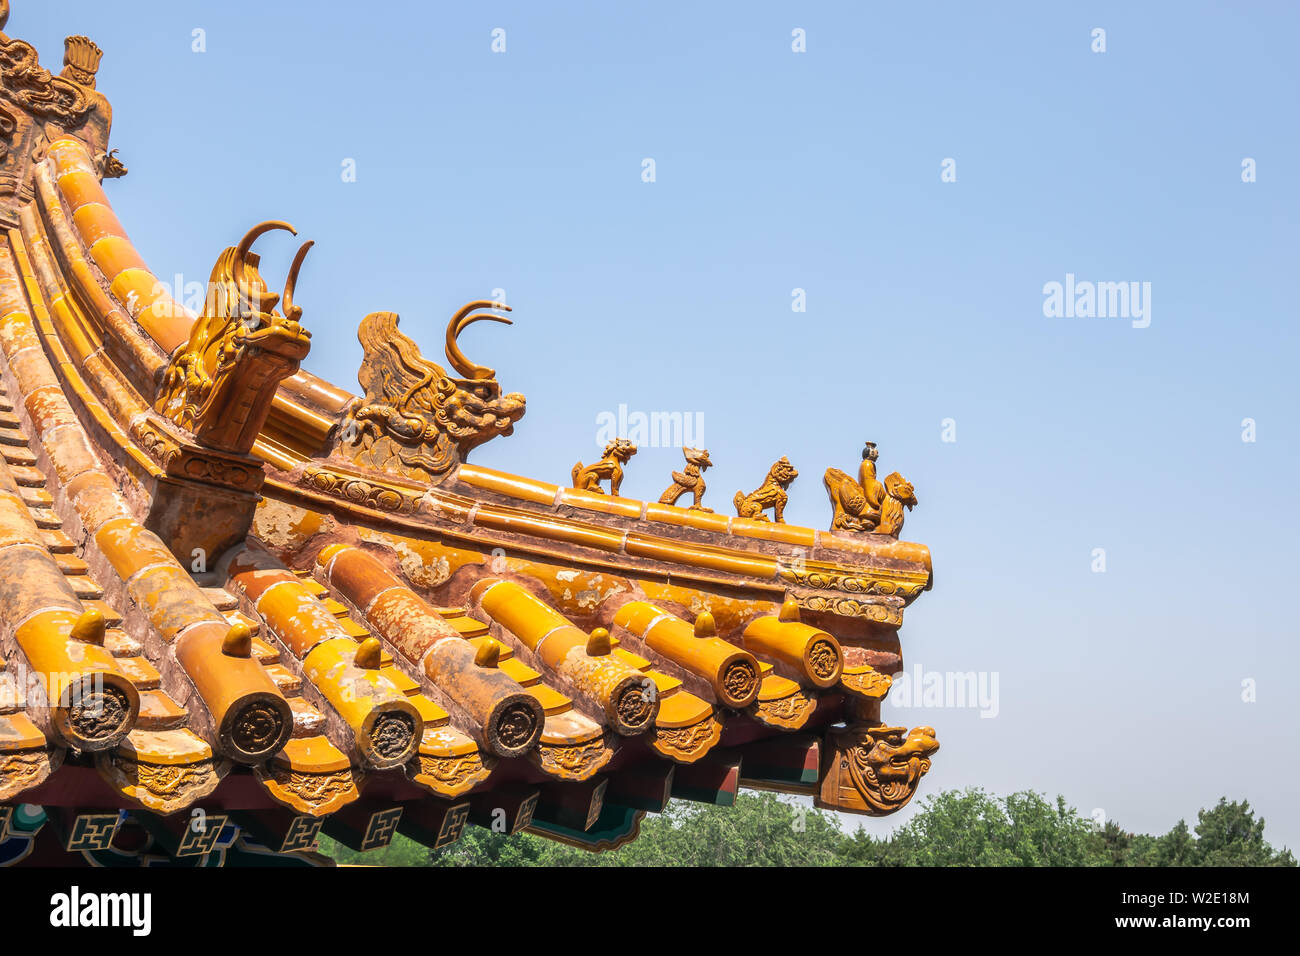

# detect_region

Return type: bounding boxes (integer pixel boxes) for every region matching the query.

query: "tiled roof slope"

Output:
[0,4,940,865]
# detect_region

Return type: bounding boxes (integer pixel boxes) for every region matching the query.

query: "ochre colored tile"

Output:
[135,690,188,730]
[53,170,106,214]
[557,486,643,518]
[48,138,98,179]
[730,517,817,548]
[656,690,713,728]
[94,516,176,580]
[0,712,47,750]
[407,693,449,725]
[87,238,147,286]
[116,656,161,690]
[644,502,732,533]
[624,533,778,578]
[273,734,352,774]
[473,508,625,553]
[457,464,560,504]
[71,202,128,247]
[23,384,80,436]
[118,728,213,765]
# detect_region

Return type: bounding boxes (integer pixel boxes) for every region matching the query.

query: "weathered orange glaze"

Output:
[473,578,659,736]
[318,544,544,758]
[613,601,760,708]
[229,543,422,769]
[457,464,559,505]
[0,237,292,765]
[742,616,844,689]
[0,457,139,750]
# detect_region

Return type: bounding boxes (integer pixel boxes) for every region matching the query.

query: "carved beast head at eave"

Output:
[824,723,940,816]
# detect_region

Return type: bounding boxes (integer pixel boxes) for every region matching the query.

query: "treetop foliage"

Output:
[321,789,1296,868]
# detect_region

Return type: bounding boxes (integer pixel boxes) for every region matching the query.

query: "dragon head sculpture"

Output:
[343,301,526,482]
[155,220,313,454]
[820,723,939,816]
[683,446,712,470]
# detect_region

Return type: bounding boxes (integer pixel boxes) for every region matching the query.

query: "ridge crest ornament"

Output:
[572,438,637,496]
[734,456,798,522]
[824,441,917,536]
[657,446,713,510]
[155,220,314,454]
[339,303,526,482]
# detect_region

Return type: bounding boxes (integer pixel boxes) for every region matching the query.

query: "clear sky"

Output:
[20,1,1299,849]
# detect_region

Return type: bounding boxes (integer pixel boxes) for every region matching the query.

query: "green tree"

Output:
[1086,820,1134,866]
[856,788,1098,867]
[431,792,843,867]
[319,789,1296,868]
[1127,819,1196,867]
[1192,798,1296,867]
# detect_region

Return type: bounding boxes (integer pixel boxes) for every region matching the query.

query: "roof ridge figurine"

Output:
[734,456,798,523]
[824,441,918,536]
[657,446,713,511]
[572,437,637,496]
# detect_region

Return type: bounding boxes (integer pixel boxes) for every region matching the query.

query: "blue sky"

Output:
[21,1,1299,848]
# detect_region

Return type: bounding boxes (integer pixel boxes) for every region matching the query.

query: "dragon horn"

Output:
[282,240,314,321]
[445,300,513,381]
[233,220,296,261]
[231,220,296,315]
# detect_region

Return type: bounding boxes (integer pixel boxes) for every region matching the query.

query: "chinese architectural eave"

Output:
[0,2,942,865]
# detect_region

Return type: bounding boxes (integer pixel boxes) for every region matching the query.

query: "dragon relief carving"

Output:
[747,688,816,730]
[95,753,228,814]
[734,456,798,522]
[657,446,712,510]
[406,751,493,797]
[824,441,917,536]
[532,737,613,781]
[0,750,54,801]
[0,27,114,208]
[651,716,722,763]
[339,303,525,482]
[155,220,313,454]
[819,723,939,816]
[0,31,96,126]
[572,438,637,496]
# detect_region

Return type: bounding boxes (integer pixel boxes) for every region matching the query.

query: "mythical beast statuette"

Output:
[155,220,313,454]
[657,446,713,511]
[818,723,939,816]
[340,302,526,482]
[823,441,917,536]
[734,456,798,523]
[572,438,637,496]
